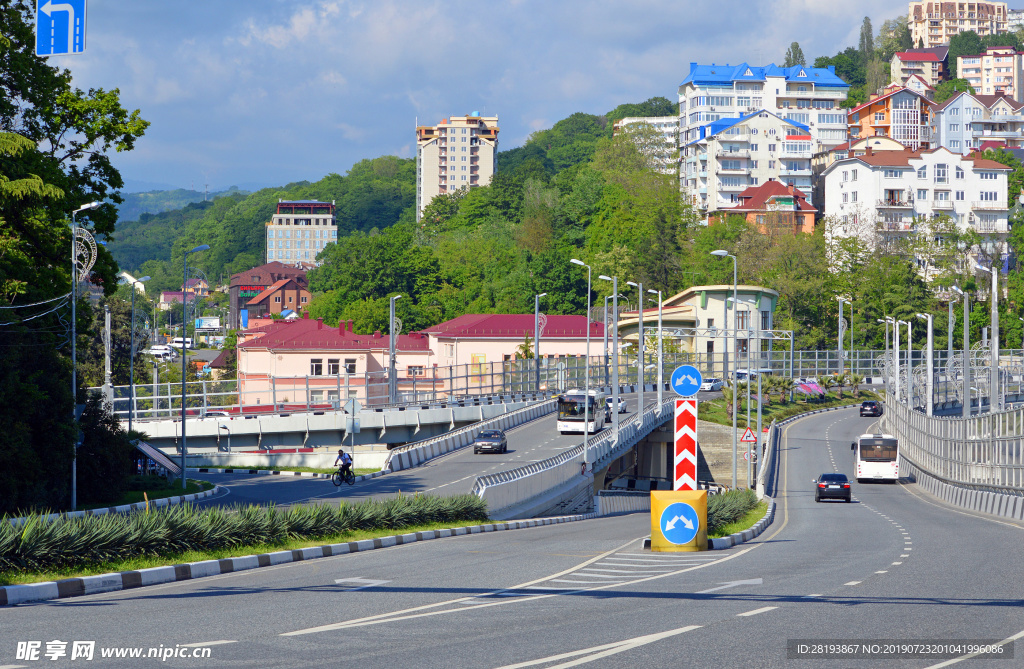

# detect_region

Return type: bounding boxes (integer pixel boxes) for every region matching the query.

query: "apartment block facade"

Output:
[931,91,1024,152]
[415,113,499,221]
[909,2,1009,49]
[891,48,949,89]
[848,84,935,150]
[265,200,337,266]
[958,46,1024,100]
[612,116,679,174]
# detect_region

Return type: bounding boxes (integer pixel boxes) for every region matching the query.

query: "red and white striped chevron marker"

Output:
[674,399,698,490]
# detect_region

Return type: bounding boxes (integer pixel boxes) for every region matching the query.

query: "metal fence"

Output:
[883,399,1024,494]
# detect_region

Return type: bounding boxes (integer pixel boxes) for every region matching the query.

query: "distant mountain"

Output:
[116,187,249,224]
[121,178,180,193]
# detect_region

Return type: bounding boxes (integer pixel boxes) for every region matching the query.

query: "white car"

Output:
[700,377,724,391]
[605,397,628,413]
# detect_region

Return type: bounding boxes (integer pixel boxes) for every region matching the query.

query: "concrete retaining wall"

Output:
[184,449,389,471]
[595,492,650,516]
[902,458,1024,521]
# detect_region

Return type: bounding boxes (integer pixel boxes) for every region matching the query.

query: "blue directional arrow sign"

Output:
[660,502,700,545]
[36,0,87,57]
[670,364,702,398]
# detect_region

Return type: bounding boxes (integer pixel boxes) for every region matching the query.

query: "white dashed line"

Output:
[737,606,777,617]
[844,581,861,586]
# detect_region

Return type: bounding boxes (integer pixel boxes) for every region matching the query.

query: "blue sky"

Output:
[49,0,902,192]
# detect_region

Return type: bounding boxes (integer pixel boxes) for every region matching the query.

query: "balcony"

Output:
[781,150,813,159]
[974,221,1009,234]
[718,166,748,174]
[930,199,955,209]
[877,198,913,208]
[780,168,812,176]
[717,182,748,191]
[716,149,750,158]
[878,221,916,233]
[973,201,1008,210]
[977,129,1024,139]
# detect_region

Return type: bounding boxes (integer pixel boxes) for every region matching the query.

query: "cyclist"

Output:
[335,448,353,480]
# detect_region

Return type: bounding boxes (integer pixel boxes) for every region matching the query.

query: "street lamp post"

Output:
[627,280,644,416]
[712,249,738,489]
[837,297,845,375]
[120,275,151,434]
[570,259,592,465]
[599,275,620,446]
[219,423,231,452]
[180,244,210,490]
[975,264,999,412]
[534,293,546,392]
[952,286,970,418]
[916,313,934,416]
[877,317,894,398]
[70,201,100,511]
[648,289,663,411]
[894,320,904,403]
[389,295,402,405]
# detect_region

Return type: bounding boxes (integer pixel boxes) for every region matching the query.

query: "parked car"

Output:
[473,429,508,454]
[813,473,852,502]
[860,400,882,417]
[700,377,724,391]
[605,396,628,414]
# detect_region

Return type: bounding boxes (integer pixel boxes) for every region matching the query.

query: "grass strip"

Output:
[698,391,879,428]
[709,500,769,538]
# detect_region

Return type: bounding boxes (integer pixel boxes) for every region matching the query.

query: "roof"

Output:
[421,314,604,339]
[239,317,431,352]
[229,262,308,289]
[934,91,1024,113]
[823,147,1012,174]
[685,109,810,147]
[849,86,933,115]
[245,278,301,306]
[679,62,849,89]
[209,349,232,369]
[895,51,940,62]
[727,180,817,213]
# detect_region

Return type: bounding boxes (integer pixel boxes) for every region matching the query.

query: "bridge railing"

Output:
[882,399,1024,494]
[471,398,675,514]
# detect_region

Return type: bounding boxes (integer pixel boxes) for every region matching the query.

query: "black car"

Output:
[473,429,508,454]
[860,400,882,417]
[813,473,852,502]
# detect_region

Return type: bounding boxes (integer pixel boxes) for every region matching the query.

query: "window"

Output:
[956,190,965,200]
[884,169,901,178]
[750,144,758,152]
[934,163,948,183]
[842,170,848,182]
[327,359,340,375]
[268,230,275,239]
[950,124,960,132]
[310,359,323,376]
[768,143,776,152]
[918,189,928,200]
[274,296,281,303]
[408,366,425,377]
[951,108,959,116]
[706,341,714,354]
[979,171,998,180]
[917,166,927,179]
[707,318,715,328]
[875,112,885,122]
[268,251,274,259]
[981,191,999,200]
[852,191,858,202]
[344,358,357,374]
[301,296,308,303]
[842,192,848,203]
[737,311,750,330]
[851,169,858,181]
[935,191,950,201]
[761,310,770,330]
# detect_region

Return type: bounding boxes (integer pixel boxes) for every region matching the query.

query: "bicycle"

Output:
[332,467,356,486]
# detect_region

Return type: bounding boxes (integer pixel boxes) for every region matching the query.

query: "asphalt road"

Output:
[6,406,1023,668]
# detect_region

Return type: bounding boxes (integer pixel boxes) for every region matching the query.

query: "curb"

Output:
[641,497,776,551]
[187,468,388,483]
[8,486,224,526]
[0,512,598,607]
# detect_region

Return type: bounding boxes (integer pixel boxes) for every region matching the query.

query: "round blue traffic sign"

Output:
[660,502,700,545]
[671,365,703,398]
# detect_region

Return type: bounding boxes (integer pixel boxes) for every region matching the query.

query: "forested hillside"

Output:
[116,187,247,223]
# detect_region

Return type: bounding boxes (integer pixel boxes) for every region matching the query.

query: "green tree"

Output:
[859,17,875,61]
[948,31,984,78]
[875,16,913,62]
[784,42,806,67]
[934,78,975,103]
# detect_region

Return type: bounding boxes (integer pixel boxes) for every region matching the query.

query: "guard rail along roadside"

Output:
[882,399,1024,494]
[385,399,557,472]
[472,398,675,516]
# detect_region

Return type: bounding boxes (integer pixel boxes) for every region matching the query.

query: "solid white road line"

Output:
[924,627,1024,668]
[490,625,702,669]
[737,606,777,617]
[178,640,237,648]
[844,581,861,586]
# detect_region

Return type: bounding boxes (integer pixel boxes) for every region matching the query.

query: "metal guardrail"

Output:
[755,419,778,498]
[471,398,675,514]
[883,399,1024,494]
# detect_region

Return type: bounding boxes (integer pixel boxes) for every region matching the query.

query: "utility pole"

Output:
[104,304,113,406]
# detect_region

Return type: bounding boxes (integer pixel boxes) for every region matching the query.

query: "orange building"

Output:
[848,84,935,150]
[723,179,816,234]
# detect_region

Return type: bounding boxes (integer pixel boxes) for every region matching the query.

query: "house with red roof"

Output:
[929,91,1024,155]
[891,48,948,90]
[847,84,935,150]
[242,277,311,322]
[228,262,309,329]
[718,179,816,234]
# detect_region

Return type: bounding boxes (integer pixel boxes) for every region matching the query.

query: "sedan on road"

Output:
[700,377,724,391]
[473,430,508,454]
[813,473,852,502]
[860,400,882,417]
[606,397,628,414]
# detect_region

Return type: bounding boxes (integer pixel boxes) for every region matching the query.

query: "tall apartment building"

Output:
[265,200,337,266]
[909,2,1008,49]
[415,112,499,220]
[890,47,949,89]
[847,84,936,150]
[612,116,679,174]
[958,46,1024,99]
[677,62,850,202]
[1010,7,1024,29]
[930,90,1024,152]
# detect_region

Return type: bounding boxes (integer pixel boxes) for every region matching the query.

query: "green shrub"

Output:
[0,493,488,574]
[707,489,758,534]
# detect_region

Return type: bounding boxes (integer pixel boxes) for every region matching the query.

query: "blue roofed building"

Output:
[678,62,850,214]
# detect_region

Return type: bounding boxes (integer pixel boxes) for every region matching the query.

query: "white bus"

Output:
[851,433,899,483]
[556,389,607,435]
[169,337,194,350]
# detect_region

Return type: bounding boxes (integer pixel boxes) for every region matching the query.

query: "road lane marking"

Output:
[891,561,903,565]
[178,641,237,648]
[580,568,673,574]
[737,606,776,617]
[490,625,702,669]
[874,570,888,574]
[844,581,861,586]
[334,578,391,591]
[924,627,1024,668]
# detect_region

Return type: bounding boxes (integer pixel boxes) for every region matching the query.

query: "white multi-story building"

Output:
[415,112,499,221]
[265,200,337,266]
[957,46,1024,100]
[822,147,1010,277]
[909,1,1009,50]
[931,91,1024,153]
[682,110,816,214]
[891,48,948,90]
[612,116,678,174]
[1010,7,1024,29]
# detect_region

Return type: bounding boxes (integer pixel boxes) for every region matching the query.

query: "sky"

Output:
[46,0,904,193]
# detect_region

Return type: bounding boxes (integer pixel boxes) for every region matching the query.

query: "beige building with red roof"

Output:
[718,180,816,234]
[891,48,948,90]
[228,262,309,330]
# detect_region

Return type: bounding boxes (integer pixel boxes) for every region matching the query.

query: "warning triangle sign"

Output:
[740,427,757,443]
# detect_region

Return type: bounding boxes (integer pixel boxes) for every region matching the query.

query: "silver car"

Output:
[605,397,628,413]
[700,377,724,391]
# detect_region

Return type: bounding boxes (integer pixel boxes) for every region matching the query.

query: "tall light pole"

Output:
[712,249,738,489]
[534,292,546,392]
[599,275,620,446]
[181,244,210,489]
[916,313,934,416]
[627,280,644,415]
[70,201,100,511]
[975,264,999,412]
[120,275,150,434]
[570,259,592,464]
[894,320,904,403]
[877,317,894,398]
[648,288,663,411]
[389,295,402,405]
[837,296,845,375]
[952,286,970,418]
